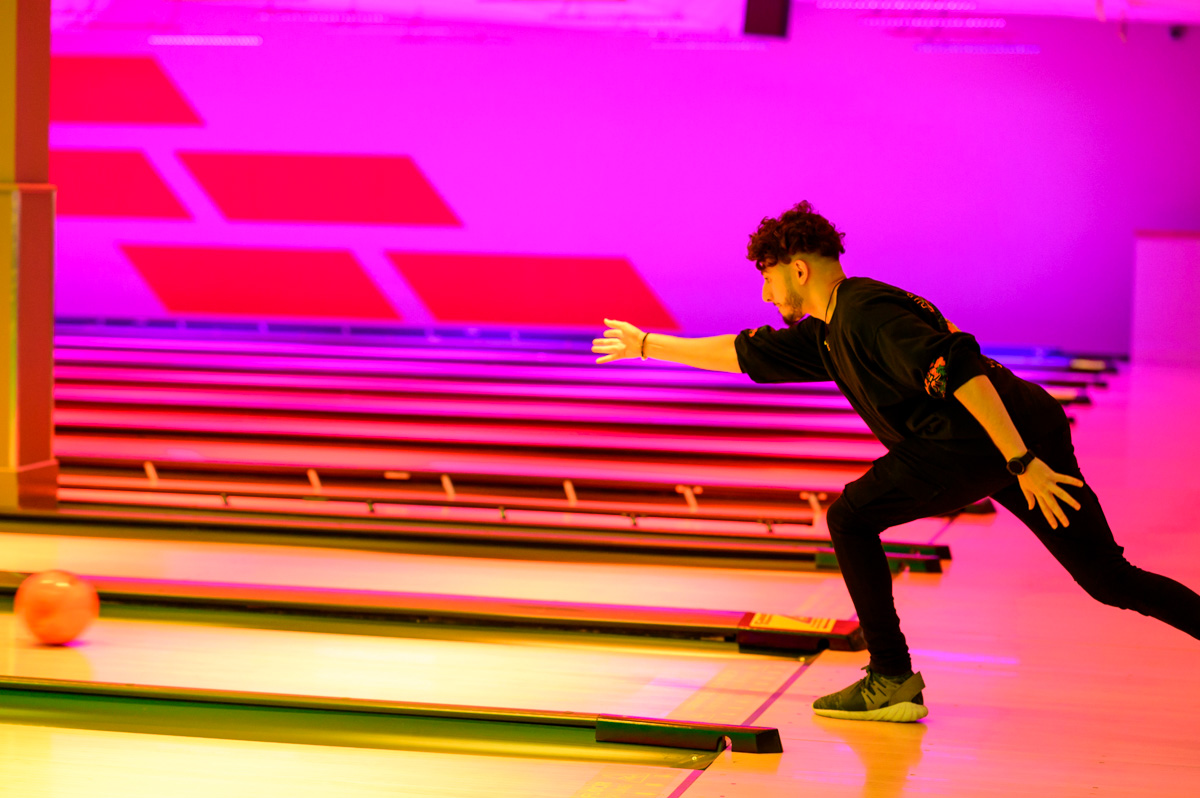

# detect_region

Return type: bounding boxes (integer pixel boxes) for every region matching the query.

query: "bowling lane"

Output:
[55,384,873,435]
[54,342,1091,402]
[0,723,698,798]
[0,611,804,722]
[55,406,888,462]
[55,433,869,492]
[56,364,860,410]
[54,344,809,391]
[56,333,1112,376]
[0,528,874,618]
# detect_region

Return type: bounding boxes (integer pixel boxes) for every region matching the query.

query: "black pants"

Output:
[827,425,1200,675]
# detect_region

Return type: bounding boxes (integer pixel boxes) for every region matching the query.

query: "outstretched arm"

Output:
[593,319,741,373]
[954,374,1083,529]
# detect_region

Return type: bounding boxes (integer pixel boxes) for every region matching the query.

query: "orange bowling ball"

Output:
[14,570,100,645]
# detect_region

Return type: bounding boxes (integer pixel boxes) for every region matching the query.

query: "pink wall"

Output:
[51,5,1200,353]
[1133,233,1200,366]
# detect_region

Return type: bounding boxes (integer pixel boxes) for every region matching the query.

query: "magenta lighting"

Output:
[817,1,979,10]
[861,16,1006,27]
[47,0,1200,353]
[147,35,264,47]
[913,42,1040,53]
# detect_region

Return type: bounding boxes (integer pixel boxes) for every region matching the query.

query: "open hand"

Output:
[1019,458,1084,529]
[592,318,644,364]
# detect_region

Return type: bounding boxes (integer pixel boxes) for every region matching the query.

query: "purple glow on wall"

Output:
[862,17,1006,28]
[817,2,979,9]
[50,3,1200,352]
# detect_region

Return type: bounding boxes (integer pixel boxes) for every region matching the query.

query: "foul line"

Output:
[742,658,814,727]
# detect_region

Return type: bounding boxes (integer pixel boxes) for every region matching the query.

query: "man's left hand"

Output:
[1018,458,1084,529]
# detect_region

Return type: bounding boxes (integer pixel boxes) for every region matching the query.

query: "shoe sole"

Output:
[812,701,929,723]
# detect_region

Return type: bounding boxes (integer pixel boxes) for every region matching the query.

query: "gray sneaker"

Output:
[812,665,928,722]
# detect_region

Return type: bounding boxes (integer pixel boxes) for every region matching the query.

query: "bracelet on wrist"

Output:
[640,332,650,361]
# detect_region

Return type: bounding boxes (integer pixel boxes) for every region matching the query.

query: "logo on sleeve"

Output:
[906,292,950,333]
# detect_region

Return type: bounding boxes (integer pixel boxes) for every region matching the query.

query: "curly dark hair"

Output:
[747,201,846,270]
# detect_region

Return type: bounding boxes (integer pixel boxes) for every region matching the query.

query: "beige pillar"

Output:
[1,0,57,510]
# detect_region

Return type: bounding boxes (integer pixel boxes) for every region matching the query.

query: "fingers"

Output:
[1035,494,1059,529]
[1058,474,1085,488]
[1049,495,1069,528]
[1033,489,1072,529]
[591,338,625,364]
[603,318,644,340]
[1022,465,1087,530]
[1051,484,1082,512]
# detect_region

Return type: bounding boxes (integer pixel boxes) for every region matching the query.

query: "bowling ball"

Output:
[14,570,100,645]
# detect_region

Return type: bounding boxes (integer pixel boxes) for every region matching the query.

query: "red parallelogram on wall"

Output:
[388,252,679,329]
[51,150,191,218]
[50,55,203,125]
[123,244,402,320]
[178,152,462,226]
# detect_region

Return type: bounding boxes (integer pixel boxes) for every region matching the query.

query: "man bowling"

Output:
[592,201,1200,722]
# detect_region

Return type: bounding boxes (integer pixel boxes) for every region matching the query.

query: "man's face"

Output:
[761,262,807,325]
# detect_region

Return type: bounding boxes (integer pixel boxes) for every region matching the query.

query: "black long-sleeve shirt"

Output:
[734,277,1066,461]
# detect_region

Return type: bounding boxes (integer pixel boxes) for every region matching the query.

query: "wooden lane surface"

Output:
[0,610,806,730]
[0,527,829,785]
[0,527,873,618]
[52,487,824,539]
[55,365,862,412]
[56,361,1104,392]
[0,724,700,798]
[54,344,838,390]
[54,384,875,436]
[0,571,863,652]
[55,407,889,463]
[53,344,1091,404]
[55,334,1115,376]
[54,433,870,493]
[57,471,827,527]
[8,506,949,573]
[684,365,1200,798]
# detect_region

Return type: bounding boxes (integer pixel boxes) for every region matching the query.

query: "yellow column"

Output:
[1,0,57,510]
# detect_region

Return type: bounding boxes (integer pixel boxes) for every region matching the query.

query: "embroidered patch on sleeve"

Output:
[925,356,948,398]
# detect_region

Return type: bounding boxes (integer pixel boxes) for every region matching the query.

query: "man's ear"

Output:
[791,258,811,285]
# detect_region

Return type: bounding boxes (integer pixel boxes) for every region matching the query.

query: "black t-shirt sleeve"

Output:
[734,318,831,383]
[870,306,988,399]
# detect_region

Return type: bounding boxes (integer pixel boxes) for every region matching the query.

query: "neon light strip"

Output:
[915,42,1041,54]
[818,1,977,10]
[148,35,263,47]
[863,17,1006,28]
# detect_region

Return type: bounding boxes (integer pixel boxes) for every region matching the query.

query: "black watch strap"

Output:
[1007,450,1036,475]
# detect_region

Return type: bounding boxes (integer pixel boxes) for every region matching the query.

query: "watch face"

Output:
[1008,459,1025,475]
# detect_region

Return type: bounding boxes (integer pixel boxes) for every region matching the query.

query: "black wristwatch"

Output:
[1006,450,1036,476]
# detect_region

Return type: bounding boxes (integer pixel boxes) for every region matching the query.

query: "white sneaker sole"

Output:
[812,701,929,723]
